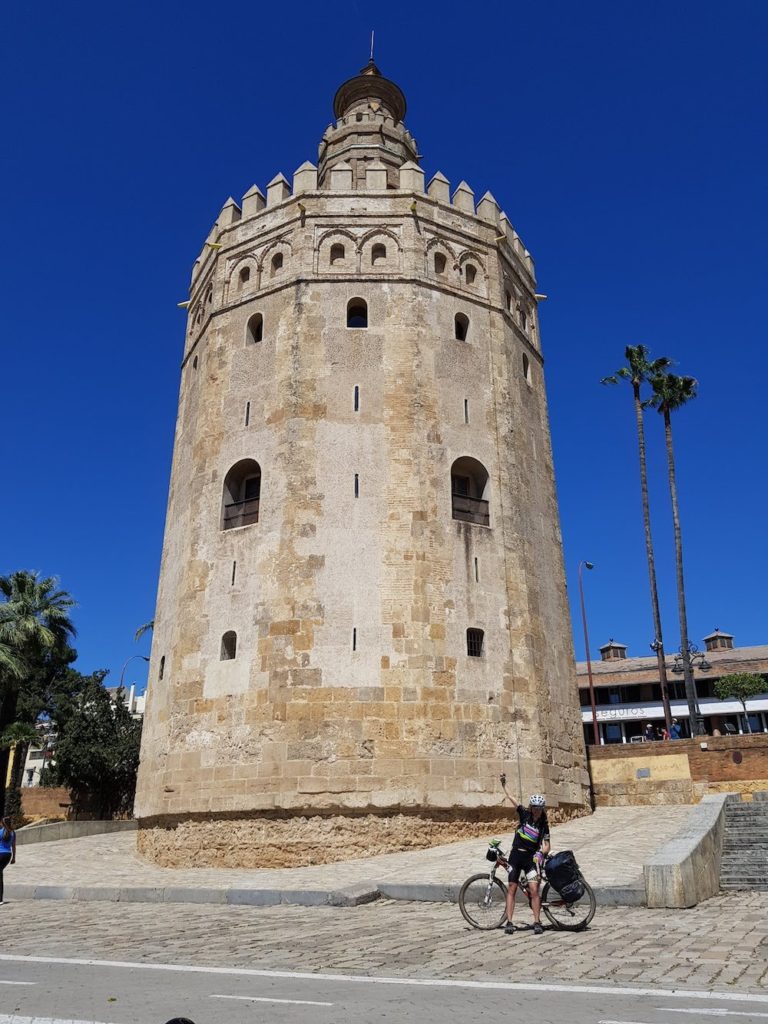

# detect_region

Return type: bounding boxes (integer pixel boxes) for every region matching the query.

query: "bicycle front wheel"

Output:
[541,877,596,931]
[458,872,508,930]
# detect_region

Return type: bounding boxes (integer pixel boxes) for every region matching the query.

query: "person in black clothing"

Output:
[500,778,550,935]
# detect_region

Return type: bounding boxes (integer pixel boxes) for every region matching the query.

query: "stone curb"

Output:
[377,881,645,907]
[3,882,381,908]
[3,878,645,908]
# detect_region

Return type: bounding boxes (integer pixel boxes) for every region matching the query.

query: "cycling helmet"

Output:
[529,793,546,807]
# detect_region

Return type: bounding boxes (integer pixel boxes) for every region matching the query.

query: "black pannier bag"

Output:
[546,850,585,901]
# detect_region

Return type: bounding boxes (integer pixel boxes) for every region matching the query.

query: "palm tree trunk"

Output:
[634,383,673,732]
[663,410,702,735]
[741,700,752,734]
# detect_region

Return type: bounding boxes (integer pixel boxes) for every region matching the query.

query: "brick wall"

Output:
[587,734,768,805]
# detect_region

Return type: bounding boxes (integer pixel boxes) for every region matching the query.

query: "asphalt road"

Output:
[2,955,768,1024]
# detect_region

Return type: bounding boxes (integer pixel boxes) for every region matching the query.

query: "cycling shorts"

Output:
[507,849,538,883]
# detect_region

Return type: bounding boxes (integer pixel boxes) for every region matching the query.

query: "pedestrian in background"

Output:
[0,816,16,905]
[669,719,682,740]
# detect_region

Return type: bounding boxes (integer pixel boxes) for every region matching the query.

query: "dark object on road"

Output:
[164,1019,196,1023]
[545,850,584,901]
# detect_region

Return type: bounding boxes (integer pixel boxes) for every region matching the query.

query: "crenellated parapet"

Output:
[186,159,538,347]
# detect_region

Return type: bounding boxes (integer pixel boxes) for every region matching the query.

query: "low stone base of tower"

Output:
[136,806,589,869]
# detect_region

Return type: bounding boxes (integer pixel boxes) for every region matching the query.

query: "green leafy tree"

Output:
[714,673,767,735]
[0,571,76,814]
[602,345,674,731]
[47,672,143,818]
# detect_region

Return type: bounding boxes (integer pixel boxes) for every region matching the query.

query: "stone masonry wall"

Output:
[134,157,589,864]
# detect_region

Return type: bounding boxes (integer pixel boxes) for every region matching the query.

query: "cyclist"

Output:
[500,783,550,936]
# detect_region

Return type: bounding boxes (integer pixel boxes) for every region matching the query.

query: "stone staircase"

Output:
[720,796,768,891]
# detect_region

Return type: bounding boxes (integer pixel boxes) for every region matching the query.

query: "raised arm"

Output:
[499,773,520,810]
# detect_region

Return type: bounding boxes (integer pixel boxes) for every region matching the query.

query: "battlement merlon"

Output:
[188,160,536,291]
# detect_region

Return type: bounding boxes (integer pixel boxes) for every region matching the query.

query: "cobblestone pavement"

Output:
[11,805,690,892]
[2,894,767,994]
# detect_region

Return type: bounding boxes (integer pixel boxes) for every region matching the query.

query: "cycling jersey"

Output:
[511,804,549,853]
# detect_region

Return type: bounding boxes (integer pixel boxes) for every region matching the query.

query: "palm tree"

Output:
[602,346,674,733]
[0,571,76,812]
[649,372,702,734]
[134,620,154,643]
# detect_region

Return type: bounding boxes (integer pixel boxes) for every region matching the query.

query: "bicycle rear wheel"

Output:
[541,877,596,931]
[458,872,508,930]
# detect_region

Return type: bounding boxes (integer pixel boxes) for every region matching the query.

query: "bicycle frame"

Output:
[487,852,567,909]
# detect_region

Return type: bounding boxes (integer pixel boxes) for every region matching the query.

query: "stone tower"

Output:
[134,61,589,866]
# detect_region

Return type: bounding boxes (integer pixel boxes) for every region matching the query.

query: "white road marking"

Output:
[0,953,767,1006]
[663,1011,768,1018]
[0,1017,117,1024]
[212,994,333,1006]
[0,981,35,985]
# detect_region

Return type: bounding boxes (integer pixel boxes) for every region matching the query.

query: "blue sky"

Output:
[2,1,766,690]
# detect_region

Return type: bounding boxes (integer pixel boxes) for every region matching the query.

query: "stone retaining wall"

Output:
[588,734,768,805]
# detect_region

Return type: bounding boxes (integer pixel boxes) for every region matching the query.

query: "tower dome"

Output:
[134,61,588,867]
[318,61,419,189]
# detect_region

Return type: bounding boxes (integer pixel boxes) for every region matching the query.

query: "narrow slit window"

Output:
[354,473,359,498]
[239,266,250,286]
[220,631,237,661]
[330,243,345,265]
[352,627,357,651]
[519,306,528,331]
[158,656,165,681]
[467,628,484,658]
[455,313,469,341]
[354,385,360,412]
[347,298,368,328]
[523,353,531,383]
[271,252,284,277]
[245,401,251,426]
[474,558,479,582]
[434,252,446,274]
[505,290,513,311]
[463,398,469,424]
[231,561,237,586]
[192,355,198,370]
[247,313,263,344]
[465,264,477,285]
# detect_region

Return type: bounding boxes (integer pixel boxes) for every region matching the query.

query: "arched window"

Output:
[465,264,477,286]
[347,298,368,328]
[330,243,345,265]
[505,290,513,312]
[270,252,284,277]
[239,266,250,286]
[158,656,165,681]
[455,313,469,341]
[451,456,490,527]
[518,305,528,331]
[434,252,447,275]
[220,631,237,661]
[523,352,531,383]
[222,459,261,530]
[247,313,263,344]
[467,628,484,657]
[371,243,386,265]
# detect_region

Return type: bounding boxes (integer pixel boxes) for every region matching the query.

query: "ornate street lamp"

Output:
[671,642,710,735]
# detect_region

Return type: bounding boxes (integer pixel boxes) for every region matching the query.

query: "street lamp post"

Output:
[672,643,708,736]
[120,654,150,689]
[578,561,600,746]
